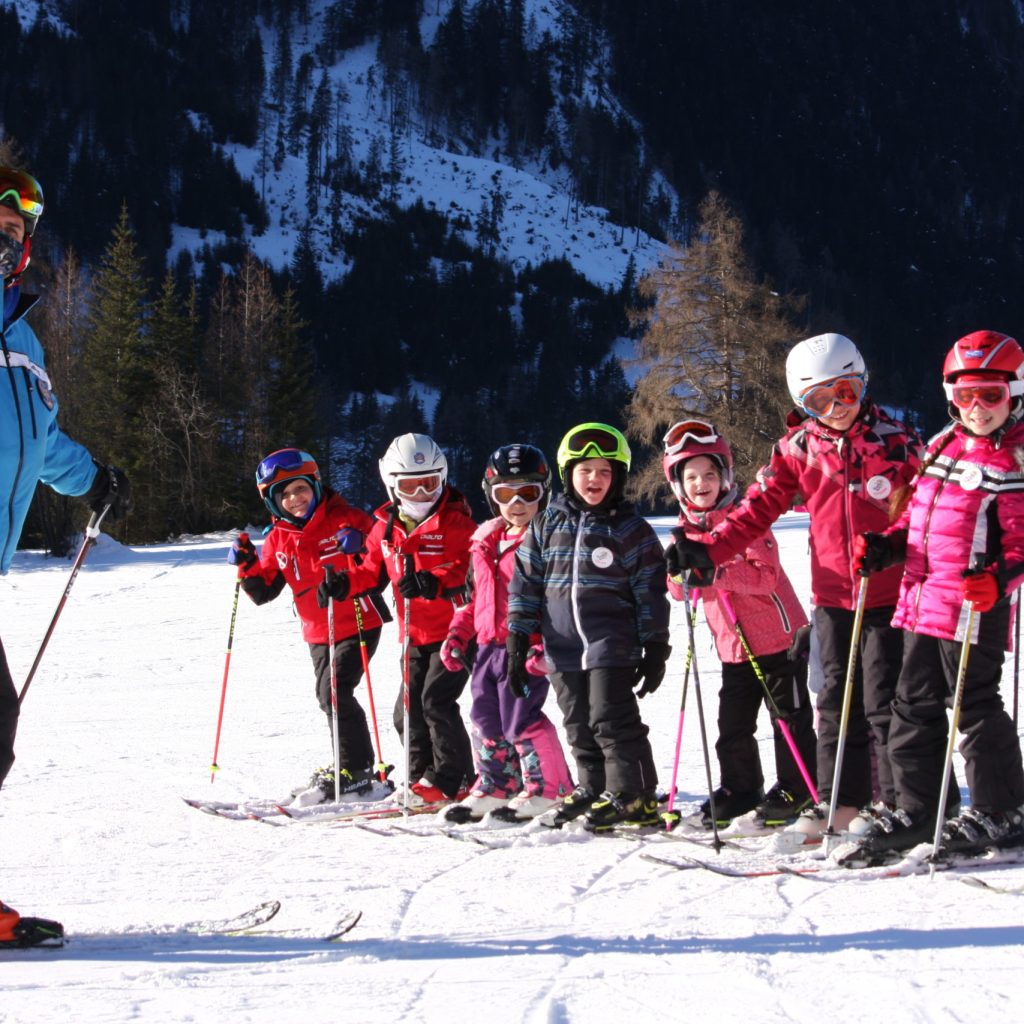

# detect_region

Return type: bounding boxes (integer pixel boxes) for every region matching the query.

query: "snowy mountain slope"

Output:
[184,0,672,289]
[2,514,1023,1022]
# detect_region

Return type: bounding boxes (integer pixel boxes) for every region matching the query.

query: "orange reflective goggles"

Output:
[797,374,866,417]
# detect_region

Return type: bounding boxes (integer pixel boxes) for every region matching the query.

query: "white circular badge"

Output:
[959,464,983,491]
[592,546,614,569]
[866,475,892,501]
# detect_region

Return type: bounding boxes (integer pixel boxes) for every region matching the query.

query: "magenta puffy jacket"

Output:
[888,420,1024,643]
[672,506,808,663]
[704,402,921,611]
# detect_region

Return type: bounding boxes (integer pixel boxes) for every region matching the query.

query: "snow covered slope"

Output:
[2,514,1023,1022]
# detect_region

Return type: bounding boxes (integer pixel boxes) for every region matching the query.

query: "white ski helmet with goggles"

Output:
[661,419,735,510]
[785,333,868,408]
[380,433,448,506]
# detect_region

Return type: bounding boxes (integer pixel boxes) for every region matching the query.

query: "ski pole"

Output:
[718,591,820,805]
[662,590,699,829]
[325,566,341,803]
[401,554,414,816]
[823,574,869,848]
[19,506,110,707]
[353,598,388,782]
[1014,599,1020,728]
[209,575,242,782]
[681,577,723,852]
[929,555,982,876]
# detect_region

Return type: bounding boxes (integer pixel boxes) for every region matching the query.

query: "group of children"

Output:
[230,327,1024,855]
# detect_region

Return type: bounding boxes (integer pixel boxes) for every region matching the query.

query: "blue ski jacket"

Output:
[1,287,97,573]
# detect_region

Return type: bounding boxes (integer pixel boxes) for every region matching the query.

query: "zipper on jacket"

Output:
[911,451,954,630]
[570,515,590,669]
[1,327,26,568]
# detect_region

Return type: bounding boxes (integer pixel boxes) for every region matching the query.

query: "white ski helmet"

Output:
[379,432,448,504]
[785,333,868,405]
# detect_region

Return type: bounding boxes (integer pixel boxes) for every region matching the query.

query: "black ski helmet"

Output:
[482,443,553,515]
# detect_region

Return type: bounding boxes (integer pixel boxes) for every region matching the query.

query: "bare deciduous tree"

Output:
[625,191,805,503]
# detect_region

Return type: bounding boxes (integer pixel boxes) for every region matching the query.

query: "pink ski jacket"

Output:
[703,402,921,611]
[887,420,1024,643]
[672,506,808,663]
[448,517,523,647]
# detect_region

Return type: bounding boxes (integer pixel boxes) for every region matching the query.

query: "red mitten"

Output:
[961,569,1000,612]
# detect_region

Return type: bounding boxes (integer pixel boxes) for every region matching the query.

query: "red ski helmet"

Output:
[662,420,734,507]
[942,331,1024,399]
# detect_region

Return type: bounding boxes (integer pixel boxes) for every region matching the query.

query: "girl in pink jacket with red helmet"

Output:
[849,331,1024,862]
[665,421,815,831]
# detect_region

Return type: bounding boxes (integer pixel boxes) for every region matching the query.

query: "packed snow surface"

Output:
[2,513,1023,1022]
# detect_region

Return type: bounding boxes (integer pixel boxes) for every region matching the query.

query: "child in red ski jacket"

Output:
[231,448,389,800]
[358,433,476,805]
[663,420,814,831]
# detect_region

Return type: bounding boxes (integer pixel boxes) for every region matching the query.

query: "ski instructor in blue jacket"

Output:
[0,165,132,946]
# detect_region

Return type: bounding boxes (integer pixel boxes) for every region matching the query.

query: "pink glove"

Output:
[440,636,469,673]
[525,645,552,677]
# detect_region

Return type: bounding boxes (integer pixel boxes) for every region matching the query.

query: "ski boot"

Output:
[583,790,660,832]
[536,785,598,829]
[0,902,64,948]
[754,783,812,828]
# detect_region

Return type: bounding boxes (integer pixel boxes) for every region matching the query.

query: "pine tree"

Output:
[626,191,805,502]
[79,204,154,539]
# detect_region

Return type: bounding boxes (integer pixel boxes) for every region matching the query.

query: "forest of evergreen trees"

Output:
[5,0,1024,549]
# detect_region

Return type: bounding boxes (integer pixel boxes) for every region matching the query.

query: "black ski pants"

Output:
[814,604,904,809]
[309,627,381,773]
[0,636,17,788]
[717,650,817,798]
[550,665,657,796]
[889,605,1024,820]
[392,641,472,797]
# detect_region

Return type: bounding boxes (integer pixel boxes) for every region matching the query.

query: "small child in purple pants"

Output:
[440,445,573,822]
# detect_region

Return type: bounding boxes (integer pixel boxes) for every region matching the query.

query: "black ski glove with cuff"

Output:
[506,631,532,699]
[397,570,440,600]
[84,462,133,521]
[666,528,714,587]
[634,641,672,698]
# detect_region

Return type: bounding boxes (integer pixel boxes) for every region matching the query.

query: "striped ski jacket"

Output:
[508,493,670,671]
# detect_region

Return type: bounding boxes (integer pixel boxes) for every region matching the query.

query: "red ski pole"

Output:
[209,576,242,782]
[353,599,387,781]
[662,589,699,829]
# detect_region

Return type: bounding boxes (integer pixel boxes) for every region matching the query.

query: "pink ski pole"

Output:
[718,591,819,805]
[663,590,699,827]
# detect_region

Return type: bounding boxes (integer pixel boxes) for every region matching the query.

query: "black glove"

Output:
[666,528,714,587]
[316,568,351,608]
[852,532,893,577]
[634,641,672,698]
[787,624,811,663]
[396,569,440,600]
[227,532,258,572]
[84,463,133,522]
[506,631,532,699]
